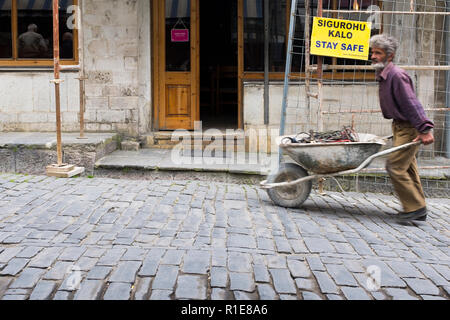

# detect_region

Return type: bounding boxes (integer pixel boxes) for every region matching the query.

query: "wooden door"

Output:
[153,0,200,130]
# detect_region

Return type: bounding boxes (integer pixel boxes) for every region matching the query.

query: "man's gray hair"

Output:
[370,34,399,56]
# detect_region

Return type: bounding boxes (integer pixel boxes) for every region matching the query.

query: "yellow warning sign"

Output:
[311,17,372,60]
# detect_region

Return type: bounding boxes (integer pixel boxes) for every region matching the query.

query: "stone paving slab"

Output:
[0,173,449,300]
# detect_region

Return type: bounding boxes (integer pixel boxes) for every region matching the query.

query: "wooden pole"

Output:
[317,0,324,132]
[317,0,326,195]
[53,0,63,166]
[47,0,85,178]
[305,0,312,123]
[76,2,88,140]
[264,0,269,125]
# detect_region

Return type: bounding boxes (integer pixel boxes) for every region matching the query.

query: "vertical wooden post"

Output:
[238,0,244,129]
[305,0,311,123]
[317,0,324,132]
[317,0,326,194]
[11,0,18,60]
[264,0,270,126]
[47,0,85,178]
[53,0,63,166]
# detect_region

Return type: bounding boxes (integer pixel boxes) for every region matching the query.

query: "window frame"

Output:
[240,0,381,81]
[0,0,79,67]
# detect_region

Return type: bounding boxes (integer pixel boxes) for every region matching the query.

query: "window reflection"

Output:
[243,0,287,72]
[0,0,12,58]
[244,0,264,71]
[17,0,74,59]
[17,23,48,58]
[166,0,191,72]
[269,0,287,72]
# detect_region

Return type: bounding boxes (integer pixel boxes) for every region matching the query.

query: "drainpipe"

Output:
[446,0,450,158]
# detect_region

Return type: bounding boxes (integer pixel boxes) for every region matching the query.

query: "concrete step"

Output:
[94,148,276,176]
[141,131,276,153]
[0,132,119,176]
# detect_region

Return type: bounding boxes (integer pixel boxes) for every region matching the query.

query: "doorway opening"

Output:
[200,0,238,130]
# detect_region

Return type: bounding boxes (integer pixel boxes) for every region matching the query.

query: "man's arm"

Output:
[392,72,435,145]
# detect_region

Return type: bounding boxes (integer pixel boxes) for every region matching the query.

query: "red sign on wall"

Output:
[171,29,190,42]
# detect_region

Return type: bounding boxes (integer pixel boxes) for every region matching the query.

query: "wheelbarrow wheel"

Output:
[266,163,312,208]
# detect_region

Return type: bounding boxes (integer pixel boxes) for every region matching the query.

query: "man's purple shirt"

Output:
[377,62,434,133]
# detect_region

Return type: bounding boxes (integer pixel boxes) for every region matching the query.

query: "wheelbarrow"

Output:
[260,133,422,208]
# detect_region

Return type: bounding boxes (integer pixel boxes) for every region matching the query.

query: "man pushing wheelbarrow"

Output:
[370,34,434,222]
[262,35,435,223]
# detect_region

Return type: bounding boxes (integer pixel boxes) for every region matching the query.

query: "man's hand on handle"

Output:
[414,132,435,145]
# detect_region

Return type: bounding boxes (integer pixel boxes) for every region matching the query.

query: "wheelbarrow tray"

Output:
[278,133,386,174]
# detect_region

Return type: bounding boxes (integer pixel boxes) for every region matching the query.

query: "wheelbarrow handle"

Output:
[327,140,423,175]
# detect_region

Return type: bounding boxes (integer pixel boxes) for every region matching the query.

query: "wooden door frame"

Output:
[152,0,243,131]
[151,0,160,131]
[237,0,244,129]
[152,0,200,131]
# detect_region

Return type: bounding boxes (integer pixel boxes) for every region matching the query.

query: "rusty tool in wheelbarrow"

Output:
[282,126,359,144]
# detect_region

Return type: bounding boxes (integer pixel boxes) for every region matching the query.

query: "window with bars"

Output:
[0,0,78,66]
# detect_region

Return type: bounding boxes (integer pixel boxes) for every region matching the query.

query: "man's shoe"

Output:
[397,207,427,221]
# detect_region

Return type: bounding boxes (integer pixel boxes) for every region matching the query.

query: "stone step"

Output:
[0,132,119,176]
[141,131,276,153]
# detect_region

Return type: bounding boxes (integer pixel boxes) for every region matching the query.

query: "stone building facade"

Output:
[0,0,447,156]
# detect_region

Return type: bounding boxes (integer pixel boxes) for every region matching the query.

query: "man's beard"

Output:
[372,60,389,71]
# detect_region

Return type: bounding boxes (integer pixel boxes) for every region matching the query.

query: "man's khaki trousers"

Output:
[386,121,426,213]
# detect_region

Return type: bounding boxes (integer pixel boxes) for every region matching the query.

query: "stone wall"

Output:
[80,0,151,136]
[0,71,80,132]
[0,0,151,137]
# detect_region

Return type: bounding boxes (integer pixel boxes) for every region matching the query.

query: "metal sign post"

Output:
[46,0,84,178]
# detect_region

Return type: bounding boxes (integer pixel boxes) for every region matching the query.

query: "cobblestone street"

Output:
[0,173,449,300]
